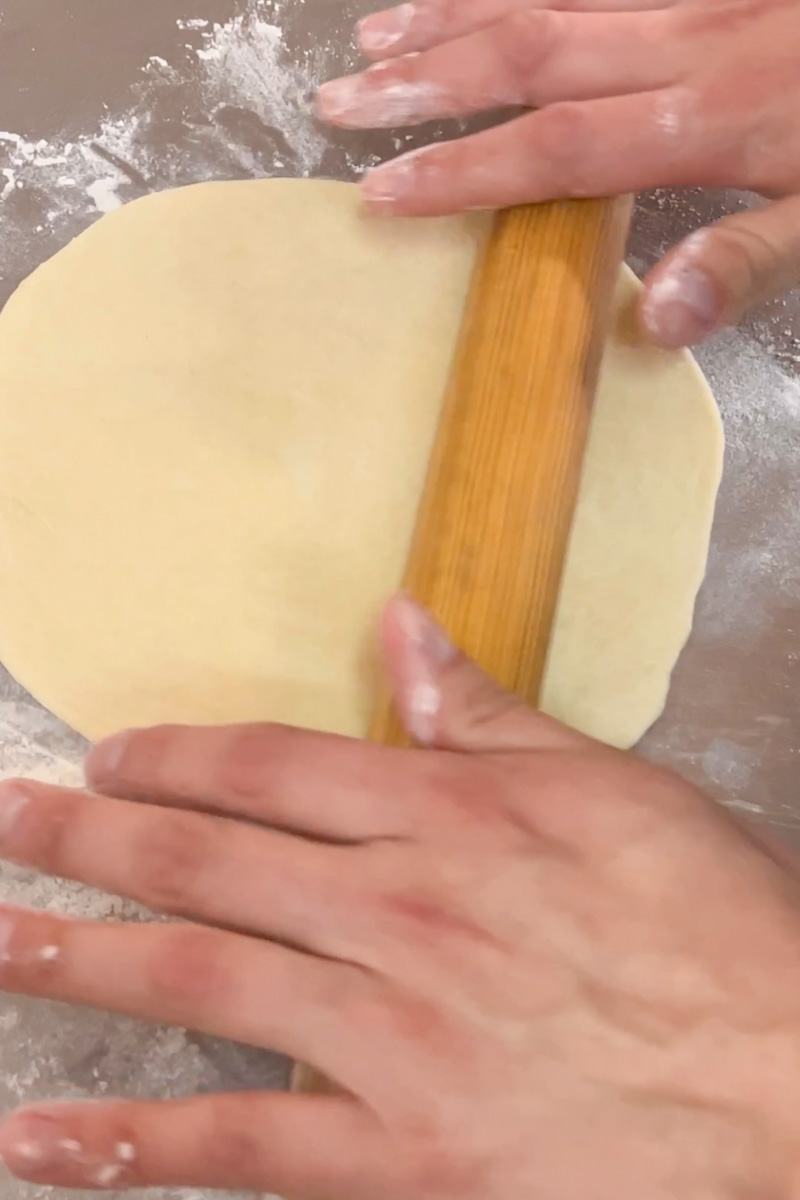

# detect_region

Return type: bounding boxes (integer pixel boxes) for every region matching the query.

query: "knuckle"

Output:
[420,0,460,39]
[656,81,700,129]
[396,1110,486,1198]
[208,723,289,807]
[1,913,70,994]
[532,102,597,196]
[706,219,783,295]
[130,812,217,914]
[366,53,417,86]
[84,1123,142,1190]
[114,724,182,794]
[307,955,371,1021]
[198,1095,267,1185]
[144,925,230,1011]
[385,989,454,1047]
[494,10,562,97]
[438,760,505,827]
[375,867,503,953]
[412,1144,484,1199]
[347,973,456,1053]
[420,757,533,845]
[11,785,83,875]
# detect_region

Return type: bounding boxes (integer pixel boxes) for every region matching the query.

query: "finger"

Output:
[359,88,730,214]
[0,780,366,959]
[0,905,368,1082]
[86,721,418,841]
[383,593,588,753]
[320,10,675,129]
[729,814,800,878]
[0,1093,392,1195]
[639,195,800,347]
[358,0,676,60]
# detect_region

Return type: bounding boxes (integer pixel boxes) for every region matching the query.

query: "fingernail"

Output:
[393,594,457,745]
[0,1110,136,1187]
[361,164,402,210]
[0,1112,66,1174]
[641,247,721,349]
[361,145,432,209]
[87,730,129,782]
[0,783,30,840]
[359,3,415,53]
[319,64,440,130]
[317,75,364,123]
[398,593,457,668]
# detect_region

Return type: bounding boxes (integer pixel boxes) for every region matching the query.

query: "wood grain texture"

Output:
[292,195,632,1096]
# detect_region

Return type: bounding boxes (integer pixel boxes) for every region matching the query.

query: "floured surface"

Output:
[0,0,329,276]
[630,188,800,827]
[0,179,720,749]
[0,0,426,295]
[0,7,796,1200]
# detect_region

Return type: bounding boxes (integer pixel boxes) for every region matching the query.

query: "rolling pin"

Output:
[293,193,633,1095]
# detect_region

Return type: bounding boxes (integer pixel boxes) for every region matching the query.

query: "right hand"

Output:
[2,597,800,1198]
[318,0,800,347]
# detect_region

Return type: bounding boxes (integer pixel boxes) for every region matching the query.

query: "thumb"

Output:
[639,195,800,349]
[381,592,586,754]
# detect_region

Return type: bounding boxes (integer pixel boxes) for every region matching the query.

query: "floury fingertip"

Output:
[361,144,439,210]
[391,594,456,745]
[0,1108,137,1187]
[318,63,445,130]
[641,232,721,349]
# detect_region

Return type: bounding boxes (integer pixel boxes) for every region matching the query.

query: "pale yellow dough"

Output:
[0,179,723,748]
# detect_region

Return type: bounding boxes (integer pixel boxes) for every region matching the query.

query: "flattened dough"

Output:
[0,179,723,748]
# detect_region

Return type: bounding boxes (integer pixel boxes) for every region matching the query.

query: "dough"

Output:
[542,268,724,744]
[0,179,722,749]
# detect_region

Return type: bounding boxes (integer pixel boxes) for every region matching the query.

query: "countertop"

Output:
[0,1,797,1196]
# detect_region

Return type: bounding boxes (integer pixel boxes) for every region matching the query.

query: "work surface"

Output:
[0,1,798,1197]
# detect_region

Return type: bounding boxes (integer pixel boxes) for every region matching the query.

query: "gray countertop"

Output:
[0,1,797,1196]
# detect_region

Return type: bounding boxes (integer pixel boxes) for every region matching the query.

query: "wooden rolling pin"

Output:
[293,194,632,1095]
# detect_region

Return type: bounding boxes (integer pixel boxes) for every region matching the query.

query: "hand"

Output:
[1,594,800,1196]
[317,0,800,348]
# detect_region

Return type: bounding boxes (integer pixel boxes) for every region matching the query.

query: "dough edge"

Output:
[0,179,724,750]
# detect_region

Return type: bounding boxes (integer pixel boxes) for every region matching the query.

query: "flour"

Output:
[696,329,800,645]
[0,0,332,287]
[640,320,800,824]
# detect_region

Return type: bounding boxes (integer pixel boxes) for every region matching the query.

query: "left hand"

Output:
[0,594,799,1196]
[316,0,800,349]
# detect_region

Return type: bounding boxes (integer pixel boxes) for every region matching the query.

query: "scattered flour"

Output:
[696,329,800,644]
[0,20,315,1185]
[0,0,334,285]
[641,323,800,824]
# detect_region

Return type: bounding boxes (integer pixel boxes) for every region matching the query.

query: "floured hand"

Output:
[318,0,800,348]
[0,595,800,1195]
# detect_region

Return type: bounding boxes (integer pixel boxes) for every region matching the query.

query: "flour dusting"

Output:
[697,330,800,645]
[0,0,334,285]
[642,322,800,825]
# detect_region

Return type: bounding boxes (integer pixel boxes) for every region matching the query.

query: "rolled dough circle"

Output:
[0,180,723,748]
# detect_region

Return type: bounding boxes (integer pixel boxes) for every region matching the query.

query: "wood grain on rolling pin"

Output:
[293,195,633,1096]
